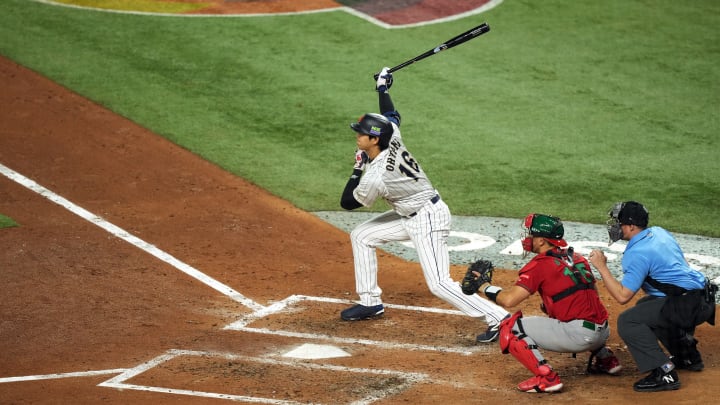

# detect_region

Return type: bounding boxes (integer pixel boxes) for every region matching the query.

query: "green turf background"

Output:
[1,0,718,236]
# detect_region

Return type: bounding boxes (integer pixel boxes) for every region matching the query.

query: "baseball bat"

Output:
[373,22,491,79]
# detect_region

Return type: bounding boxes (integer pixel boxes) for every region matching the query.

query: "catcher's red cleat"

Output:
[517,371,563,393]
[588,349,622,375]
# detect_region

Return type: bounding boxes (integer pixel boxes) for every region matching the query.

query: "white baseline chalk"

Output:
[0,163,264,311]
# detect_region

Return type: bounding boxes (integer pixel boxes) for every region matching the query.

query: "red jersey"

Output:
[515,248,608,324]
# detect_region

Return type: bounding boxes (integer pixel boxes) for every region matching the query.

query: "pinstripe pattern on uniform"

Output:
[408,201,508,323]
[350,197,509,324]
[351,210,407,306]
[353,128,436,217]
[347,120,508,327]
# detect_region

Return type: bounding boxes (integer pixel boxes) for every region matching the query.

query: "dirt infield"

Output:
[1,53,718,403]
[1,4,719,404]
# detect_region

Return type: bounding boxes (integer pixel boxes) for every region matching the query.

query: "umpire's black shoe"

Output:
[340,304,384,321]
[633,368,681,392]
[672,353,704,372]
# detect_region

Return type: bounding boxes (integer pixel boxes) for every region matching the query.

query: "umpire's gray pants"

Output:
[617,295,673,372]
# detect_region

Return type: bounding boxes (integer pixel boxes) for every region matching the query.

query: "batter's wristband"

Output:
[484,285,502,303]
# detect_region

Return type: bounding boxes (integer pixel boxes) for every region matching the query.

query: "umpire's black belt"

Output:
[582,320,608,331]
[407,194,440,218]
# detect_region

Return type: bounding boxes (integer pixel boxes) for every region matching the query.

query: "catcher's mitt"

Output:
[461,259,494,295]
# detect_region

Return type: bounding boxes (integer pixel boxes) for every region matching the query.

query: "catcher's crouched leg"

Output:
[499,311,563,393]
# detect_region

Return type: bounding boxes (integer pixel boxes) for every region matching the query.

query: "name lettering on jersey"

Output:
[386,139,401,171]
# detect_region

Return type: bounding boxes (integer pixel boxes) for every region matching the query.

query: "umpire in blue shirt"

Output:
[588,201,716,392]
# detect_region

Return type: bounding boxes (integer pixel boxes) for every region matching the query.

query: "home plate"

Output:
[282,343,351,359]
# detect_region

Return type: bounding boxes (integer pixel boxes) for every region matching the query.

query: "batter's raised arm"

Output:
[376,67,401,126]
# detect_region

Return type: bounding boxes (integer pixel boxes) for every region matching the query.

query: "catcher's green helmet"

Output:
[350,113,393,148]
[523,213,567,248]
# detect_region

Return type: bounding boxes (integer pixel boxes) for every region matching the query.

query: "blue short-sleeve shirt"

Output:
[620,227,706,296]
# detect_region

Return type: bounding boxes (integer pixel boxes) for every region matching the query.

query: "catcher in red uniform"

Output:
[462,213,622,393]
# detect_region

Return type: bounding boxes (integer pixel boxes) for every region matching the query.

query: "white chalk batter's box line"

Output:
[225,294,492,356]
[0,164,490,358]
[0,296,482,403]
[97,349,428,405]
[0,348,430,403]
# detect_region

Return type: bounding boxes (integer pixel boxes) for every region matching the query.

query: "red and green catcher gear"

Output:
[499,311,553,378]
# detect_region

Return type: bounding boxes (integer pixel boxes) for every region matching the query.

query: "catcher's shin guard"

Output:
[499,311,523,354]
[499,311,551,377]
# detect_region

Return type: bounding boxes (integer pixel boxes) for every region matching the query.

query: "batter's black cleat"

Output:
[476,323,501,343]
[476,314,510,343]
[340,304,384,321]
[633,368,681,392]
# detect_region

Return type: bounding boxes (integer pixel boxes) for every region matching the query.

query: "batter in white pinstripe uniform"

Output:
[339,67,509,342]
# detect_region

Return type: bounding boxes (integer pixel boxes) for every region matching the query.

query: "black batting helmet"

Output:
[350,113,393,149]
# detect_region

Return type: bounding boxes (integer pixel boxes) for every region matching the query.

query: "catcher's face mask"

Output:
[521,214,535,254]
[606,202,624,244]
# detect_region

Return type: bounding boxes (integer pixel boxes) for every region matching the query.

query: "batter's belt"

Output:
[406,194,440,218]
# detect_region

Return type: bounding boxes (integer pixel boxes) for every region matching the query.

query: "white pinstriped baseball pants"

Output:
[349,198,509,326]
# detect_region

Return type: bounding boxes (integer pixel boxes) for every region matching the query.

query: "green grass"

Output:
[1,0,718,236]
[0,214,18,229]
